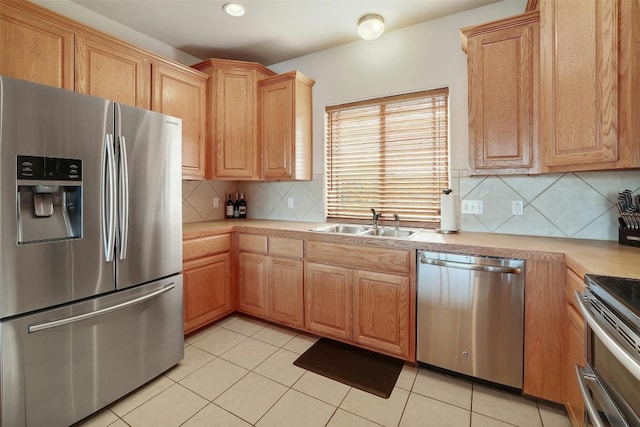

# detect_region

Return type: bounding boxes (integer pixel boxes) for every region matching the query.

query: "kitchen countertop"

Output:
[183,219,640,280]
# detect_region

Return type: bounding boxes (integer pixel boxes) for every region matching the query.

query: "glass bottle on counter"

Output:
[226,193,234,219]
[233,192,240,218]
[239,193,247,218]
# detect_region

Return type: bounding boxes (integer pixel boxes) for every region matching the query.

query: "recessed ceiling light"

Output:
[223,3,245,17]
[358,14,385,40]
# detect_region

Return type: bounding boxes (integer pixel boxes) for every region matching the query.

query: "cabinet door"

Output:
[213,68,260,179]
[353,270,410,359]
[259,71,313,181]
[566,305,586,427]
[75,34,151,109]
[540,0,618,169]
[183,252,232,334]
[464,13,539,174]
[152,63,208,180]
[269,257,304,328]
[0,1,74,89]
[260,76,294,179]
[238,252,269,318]
[305,263,352,340]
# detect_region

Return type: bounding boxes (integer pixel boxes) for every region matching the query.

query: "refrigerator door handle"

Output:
[102,134,116,262]
[118,135,129,260]
[27,283,175,333]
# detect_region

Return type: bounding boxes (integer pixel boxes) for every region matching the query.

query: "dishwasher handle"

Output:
[419,256,522,275]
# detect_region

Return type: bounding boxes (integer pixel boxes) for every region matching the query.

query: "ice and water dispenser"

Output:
[16,155,82,244]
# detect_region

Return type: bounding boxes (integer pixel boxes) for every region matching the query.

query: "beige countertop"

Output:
[183,219,640,280]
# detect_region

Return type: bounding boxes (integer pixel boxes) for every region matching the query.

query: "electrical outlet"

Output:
[512,200,524,216]
[288,198,294,209]
[461,200,483,215]
[213,197,219,208]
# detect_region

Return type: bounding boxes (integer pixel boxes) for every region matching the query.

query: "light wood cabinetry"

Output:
[353,270,410,357]
[540,0,640,172]
[0,0,74,90]
[183,233,233,334]
[305,241,413,360]
[192,59,275,180]
[237,251,269,317]
[565,268,586,426]
[305,263,353,341]
[523,259,565,403]
[461,12,540,175]
[152,62,208,180]
[259,71,314,181]
[237,233,305,328]
[75,33,151,108]
[0,0,209,180]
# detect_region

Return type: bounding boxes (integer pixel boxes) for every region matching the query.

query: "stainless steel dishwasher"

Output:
[416,250,525,389]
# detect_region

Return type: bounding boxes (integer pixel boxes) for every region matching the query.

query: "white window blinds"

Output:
[325,88,449,226]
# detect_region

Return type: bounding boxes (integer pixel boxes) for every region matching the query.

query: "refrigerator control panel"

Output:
[17,155,82,181]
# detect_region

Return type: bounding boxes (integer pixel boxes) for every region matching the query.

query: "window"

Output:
[325,88,449,227]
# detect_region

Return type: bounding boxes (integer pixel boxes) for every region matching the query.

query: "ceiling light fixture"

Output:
[358,14,385,40]
[223,3,245,17]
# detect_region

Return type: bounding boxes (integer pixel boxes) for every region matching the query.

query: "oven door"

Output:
[576,364,633,427]
[576,290,640,427]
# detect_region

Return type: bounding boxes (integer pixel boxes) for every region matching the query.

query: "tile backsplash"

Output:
[452,169,640,241]
[183,170,640,242]
[182,174,324,223]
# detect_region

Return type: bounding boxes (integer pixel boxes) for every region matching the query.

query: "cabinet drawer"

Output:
[238,233,268,254]
[269,237,303,258]
[566,268,586,311]
[183,234,231,261]
[306,241,410,274]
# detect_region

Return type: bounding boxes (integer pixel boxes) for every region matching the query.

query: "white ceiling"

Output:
[70,0,501,65]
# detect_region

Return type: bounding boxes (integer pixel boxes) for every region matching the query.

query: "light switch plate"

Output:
[461,200,483,215]
[288,198,294,209]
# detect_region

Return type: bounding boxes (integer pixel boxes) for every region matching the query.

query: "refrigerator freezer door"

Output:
[114,104,182,289]
[1,276,184,427]
[0,76,116,318]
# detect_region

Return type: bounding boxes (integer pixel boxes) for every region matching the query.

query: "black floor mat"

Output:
[293,338,403,399]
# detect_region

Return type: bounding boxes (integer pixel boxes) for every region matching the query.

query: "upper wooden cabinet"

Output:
[259,71,315,180]
[540,0,640,172]
[0,0,74,90]
[152,62,208,180]
[461,11,540,175]
[192,59,275,180]
[75,33,151,109]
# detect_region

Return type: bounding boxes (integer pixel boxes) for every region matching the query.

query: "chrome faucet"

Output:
[371,208,381,229]
[393,213,400,230]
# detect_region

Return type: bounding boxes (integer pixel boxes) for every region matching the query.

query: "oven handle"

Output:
[575,290,640,382]
[575,365,607,427]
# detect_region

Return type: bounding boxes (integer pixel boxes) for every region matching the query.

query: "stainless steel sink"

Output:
[311,224,421,239]
[364,228,418,238]
[311,224,370,234]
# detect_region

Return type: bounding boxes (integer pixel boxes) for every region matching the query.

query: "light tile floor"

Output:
[77,314,572,427]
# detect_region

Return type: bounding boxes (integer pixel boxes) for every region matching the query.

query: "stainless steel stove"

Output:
[576,274,640,427]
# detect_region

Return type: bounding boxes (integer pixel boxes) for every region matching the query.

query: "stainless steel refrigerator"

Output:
[0,76,184,426]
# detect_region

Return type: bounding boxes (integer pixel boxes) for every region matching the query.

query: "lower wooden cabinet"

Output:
[183,252,232,334]
[353,270,410,358]
[237,234,304,329]
[237,252,269,317]
[305,263,353,341]
[565,268,587,426]
[269,257,304,328]
[183,233,232,334]
[305,262,412,360]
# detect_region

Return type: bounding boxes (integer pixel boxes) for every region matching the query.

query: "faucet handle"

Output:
[393,213,400,229]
